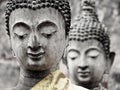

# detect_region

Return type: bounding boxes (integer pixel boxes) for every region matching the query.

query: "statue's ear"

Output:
[105,52,115,74]
[65,36,69,47]
[109,52,115,66]
[9,36,15,56]
[62,46,67,66]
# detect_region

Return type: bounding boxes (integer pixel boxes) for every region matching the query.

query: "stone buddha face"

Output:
[9,8,66,71]
[66,39,113,88]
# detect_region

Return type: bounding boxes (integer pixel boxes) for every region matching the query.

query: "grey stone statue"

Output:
[5,0,71,90]
[62,0,115,90]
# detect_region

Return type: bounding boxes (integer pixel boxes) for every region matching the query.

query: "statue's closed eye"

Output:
[41,33,52,38]
[41,31,57,39]
[68,50,79,60]
[14,33,28,40]
[87,49,100,59]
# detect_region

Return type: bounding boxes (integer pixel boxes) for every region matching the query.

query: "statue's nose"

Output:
[77,55,88,70]
[28,35,41,52]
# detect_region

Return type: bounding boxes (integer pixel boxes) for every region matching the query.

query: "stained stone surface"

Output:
[0,0,120,89]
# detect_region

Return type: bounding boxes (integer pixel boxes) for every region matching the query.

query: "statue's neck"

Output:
[15,68,52,90]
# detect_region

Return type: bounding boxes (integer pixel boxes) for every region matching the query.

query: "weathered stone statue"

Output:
[5,0,72,90]
[62,0,115,90]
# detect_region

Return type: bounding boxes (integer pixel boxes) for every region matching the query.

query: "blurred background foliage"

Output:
[0,0,120,89]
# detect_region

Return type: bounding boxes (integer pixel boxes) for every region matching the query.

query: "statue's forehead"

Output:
[9,8,64,27]
[68,40,103,50]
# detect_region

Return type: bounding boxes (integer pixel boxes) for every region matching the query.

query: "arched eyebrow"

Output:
[85,47,101,55]
[13,22,30,31]
[37,21,57,30]
[68,49,80,54]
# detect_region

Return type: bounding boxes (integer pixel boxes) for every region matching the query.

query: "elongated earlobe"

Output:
[105,52,115,74]
[109,52,115,65]
[62,36,69,64]
[11,48,15,57]
[62,47,67,65]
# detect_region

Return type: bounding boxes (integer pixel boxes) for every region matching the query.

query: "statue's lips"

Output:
[27,52,45,61]
[77,71,90,78]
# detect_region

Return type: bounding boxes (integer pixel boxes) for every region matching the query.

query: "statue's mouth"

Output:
[77,71,90,78]
[27,52,45,61]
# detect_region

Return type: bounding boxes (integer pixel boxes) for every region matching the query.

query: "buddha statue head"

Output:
[5,0,71,71]
[63,0,115,89]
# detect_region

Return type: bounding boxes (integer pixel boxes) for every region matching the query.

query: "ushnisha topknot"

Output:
[5,0,71,36]
[69,0,110,58]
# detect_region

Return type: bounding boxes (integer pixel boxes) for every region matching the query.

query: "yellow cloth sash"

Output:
[30,70,70,90]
